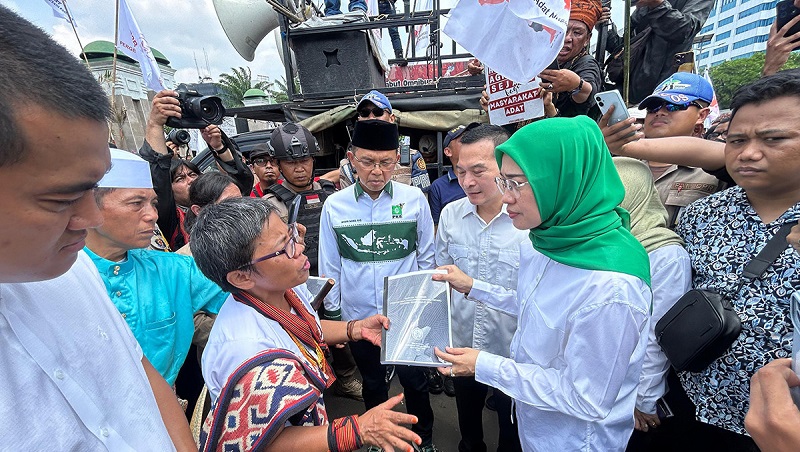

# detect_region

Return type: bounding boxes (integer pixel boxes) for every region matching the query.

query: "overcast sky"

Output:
[3,0,625,87]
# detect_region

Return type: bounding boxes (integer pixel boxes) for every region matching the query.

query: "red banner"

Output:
[385,61,471,88]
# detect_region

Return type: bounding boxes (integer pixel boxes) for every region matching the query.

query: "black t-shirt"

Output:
[554,54,603,120]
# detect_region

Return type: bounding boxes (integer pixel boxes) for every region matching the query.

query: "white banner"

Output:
[485,67,544,125]
[444,0,569,84]
[44,0,75,26]
[117,0,165,92]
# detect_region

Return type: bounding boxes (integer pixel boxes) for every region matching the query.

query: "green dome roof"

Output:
[243,88,268,98]
[81,40,170,65]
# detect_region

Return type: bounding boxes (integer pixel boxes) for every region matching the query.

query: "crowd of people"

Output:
[2,1,800,452]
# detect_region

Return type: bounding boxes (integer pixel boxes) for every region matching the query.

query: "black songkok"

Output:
[351,119,399,151]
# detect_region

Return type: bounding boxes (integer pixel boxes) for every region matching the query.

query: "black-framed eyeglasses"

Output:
[358,107,387,118]
[237,223,301,270]
[495,176,530,199]
[352,155,397,170]
[645,101,704,114]
[250,157,276,168]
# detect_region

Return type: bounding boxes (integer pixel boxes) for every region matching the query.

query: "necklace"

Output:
[287,330,328,371]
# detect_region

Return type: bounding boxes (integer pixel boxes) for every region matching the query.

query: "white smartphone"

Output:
[595,90,630,126]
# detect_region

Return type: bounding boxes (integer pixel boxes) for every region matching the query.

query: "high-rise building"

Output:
[693,0,779,71]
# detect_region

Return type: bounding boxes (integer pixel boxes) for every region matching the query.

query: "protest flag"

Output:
[44,0,75,26]
[117,0,166,92]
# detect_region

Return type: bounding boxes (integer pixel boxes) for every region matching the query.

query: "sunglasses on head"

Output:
[358,107,387,118]
[645,100,704,114]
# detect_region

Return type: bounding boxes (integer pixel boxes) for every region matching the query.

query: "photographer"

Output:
[140,89,254,250]
[165,129,192,159]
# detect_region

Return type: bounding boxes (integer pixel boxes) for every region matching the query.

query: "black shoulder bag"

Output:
[655,221,796,373]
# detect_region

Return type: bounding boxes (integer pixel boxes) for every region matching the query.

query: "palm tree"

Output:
[217,66,271,108]
[268,75,301,103]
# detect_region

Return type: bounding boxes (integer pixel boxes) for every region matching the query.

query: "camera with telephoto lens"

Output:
[166,129,191,146]
[165,84,225,129]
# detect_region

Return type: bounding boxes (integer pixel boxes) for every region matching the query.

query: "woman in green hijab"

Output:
[436,116,652,451]
[614,157,692,440]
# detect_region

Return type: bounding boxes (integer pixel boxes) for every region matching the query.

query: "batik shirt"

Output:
[676,186,800,434]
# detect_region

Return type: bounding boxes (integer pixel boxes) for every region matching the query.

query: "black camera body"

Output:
[166,84,225,129]
[166,129,191,145]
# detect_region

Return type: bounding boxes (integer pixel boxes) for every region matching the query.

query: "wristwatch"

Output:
[569,79,584,96]
[212,146,227,156]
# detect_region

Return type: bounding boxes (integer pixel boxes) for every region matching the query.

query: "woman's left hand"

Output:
[356,315,390,347]
[539,69,581,94]
[435,347,479,377]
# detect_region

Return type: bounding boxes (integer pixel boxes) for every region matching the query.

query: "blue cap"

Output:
[357,90,392,113]
[638,72,714,110]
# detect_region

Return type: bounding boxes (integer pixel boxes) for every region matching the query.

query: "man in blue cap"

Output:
[621,72,727,450]
[636,72,726,229]
[340,90,431,192]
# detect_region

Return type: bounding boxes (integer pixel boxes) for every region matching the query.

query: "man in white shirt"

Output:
[319,119,439,452]
[434,125,526,452]
[0,7,193,450]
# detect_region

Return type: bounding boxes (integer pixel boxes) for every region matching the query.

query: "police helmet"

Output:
[269,122,319,160]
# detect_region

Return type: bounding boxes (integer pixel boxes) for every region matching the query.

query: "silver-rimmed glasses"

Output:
[495,176,531,199]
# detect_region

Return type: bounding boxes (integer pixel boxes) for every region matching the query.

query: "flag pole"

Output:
[622,0,631,103]
[111,0,120,101]
[62,0,90,67]
[109,0,122,147]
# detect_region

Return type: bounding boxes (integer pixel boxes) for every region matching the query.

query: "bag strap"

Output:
[741,221,797,281]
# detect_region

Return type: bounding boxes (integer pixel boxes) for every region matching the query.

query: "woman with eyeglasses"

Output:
[190,197,421,452]
[435,116,653,451]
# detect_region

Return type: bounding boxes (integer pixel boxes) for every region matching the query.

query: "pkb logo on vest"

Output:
[391,203,404,219]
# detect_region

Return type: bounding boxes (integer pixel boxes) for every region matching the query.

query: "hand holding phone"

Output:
[777,0,800,50]
[595,90,631,126]
[596,90,641,153]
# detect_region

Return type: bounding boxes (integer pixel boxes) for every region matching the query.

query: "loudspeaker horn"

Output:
[212,0,281,62]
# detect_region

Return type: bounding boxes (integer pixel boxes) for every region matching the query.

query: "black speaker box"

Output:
[290,30,386,96]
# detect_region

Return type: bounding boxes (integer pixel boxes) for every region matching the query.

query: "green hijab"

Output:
[495,116,650,286]
[613,157,684,253]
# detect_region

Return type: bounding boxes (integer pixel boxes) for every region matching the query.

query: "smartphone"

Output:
[400,136,411,166]
[595,90,630,126]
[288,194,302,225]
[777,0,800,50]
